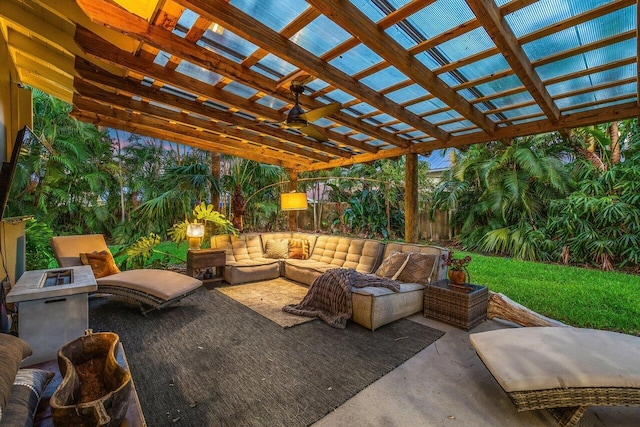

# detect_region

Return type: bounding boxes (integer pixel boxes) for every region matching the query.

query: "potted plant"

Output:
[442,251,472,286]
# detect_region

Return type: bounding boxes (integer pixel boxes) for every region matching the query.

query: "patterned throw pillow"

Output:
[264,239,289,259]
[1,335,33,418]
[288,238,310,260]
[396,253,437,284]
[1,369,54,425]
[80,250,121,278]
[375,251,410,279]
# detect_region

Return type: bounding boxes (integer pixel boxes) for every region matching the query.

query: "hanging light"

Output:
[280,191,308,211]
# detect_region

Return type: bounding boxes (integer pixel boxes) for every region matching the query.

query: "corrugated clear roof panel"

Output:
[583,38,636,68]
[523,28,580,62]
[441,120,474,132]
[415,51,445,71]
[361,66,409,92]
[505,0,572,37]
[437,28,495,63]
[305,79,330,92]
[222,81,259,98]
[559,82,636,109]
[348,102,377,116]
[329,44,383,75]
[154,51,171,66]
[320,89,356,104]
[489,92,535,109]
[452,128,483,136]
[535,55,585,80]
[386,84,429,104]
[292,15,351,56]
[454,54,510,80]
[407,98,446,115]
[499,105,544,120]
[369,113,395,124]
[511,117,543,125]
[160,85,197,102]
[329,126,353,135]
[255,54,296,78]
[548,64,635,97]
[458,89,476,102]
[350,0,387,21]
[175,61,222,85]
[198,31,258,63]
[577,7,636,44]
[230,0,308,32]
[424,111,461,123]
[404,0,475,38]
[255,95,288,110]
[176,9,198,31]
[565,97,633,114]
[474,75,523,96]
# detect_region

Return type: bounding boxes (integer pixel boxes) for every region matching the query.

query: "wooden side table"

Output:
[186,249,226,288]
[424,279,488,330]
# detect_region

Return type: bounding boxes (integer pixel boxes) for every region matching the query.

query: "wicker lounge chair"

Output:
[50,234,202,315]
[470,327,640,426]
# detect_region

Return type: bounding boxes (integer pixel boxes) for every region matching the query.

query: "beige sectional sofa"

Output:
[211,231,448,330]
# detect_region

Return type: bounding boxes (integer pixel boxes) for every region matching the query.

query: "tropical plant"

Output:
[431,135,574,261]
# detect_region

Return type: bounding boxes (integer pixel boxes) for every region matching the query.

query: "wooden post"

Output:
[288,170,298,231]
[211,152,220,210]
[405,153,418,243]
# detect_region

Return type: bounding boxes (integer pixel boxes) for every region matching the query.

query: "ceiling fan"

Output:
[283,82,341,142]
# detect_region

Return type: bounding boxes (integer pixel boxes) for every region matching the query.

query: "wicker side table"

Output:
[424,279,488,330]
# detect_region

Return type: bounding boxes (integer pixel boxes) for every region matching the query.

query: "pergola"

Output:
[1,0,639,240]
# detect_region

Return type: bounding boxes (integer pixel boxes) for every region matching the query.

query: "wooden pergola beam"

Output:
[173,0,448,143]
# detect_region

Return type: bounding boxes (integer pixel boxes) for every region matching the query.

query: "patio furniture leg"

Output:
[548,406,587,427]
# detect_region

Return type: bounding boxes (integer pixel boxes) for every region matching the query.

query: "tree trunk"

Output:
[609,121,620,165]
[487,292,567,327]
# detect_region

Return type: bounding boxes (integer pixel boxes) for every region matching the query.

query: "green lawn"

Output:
[112,241,640,336]
[461,250,640,336]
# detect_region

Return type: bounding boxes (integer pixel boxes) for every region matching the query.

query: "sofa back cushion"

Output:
[310,235,383,273]
[50,234,110,267]
[260,232,318,254]
[383,242,449,282]
[211,234,265,262]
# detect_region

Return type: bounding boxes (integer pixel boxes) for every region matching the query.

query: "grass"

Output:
[110,241,640,335]
[460,250,640,336]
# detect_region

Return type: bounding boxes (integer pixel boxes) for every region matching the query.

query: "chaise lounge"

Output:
[469,327,640,426]
[50,234,202,314]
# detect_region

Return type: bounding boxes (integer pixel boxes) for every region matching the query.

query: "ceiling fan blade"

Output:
[291,75,314,87]
[299,102,341,123]
[300,125,328,142]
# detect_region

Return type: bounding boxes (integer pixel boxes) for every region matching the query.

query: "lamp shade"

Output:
[186,222,205,238]
[281,192,308,211]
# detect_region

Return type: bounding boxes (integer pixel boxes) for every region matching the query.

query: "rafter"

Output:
[172,0,449,143]
[466,0,561,123]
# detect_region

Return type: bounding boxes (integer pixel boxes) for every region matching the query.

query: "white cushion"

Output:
[97,269,201,300]
[470,327,640,392]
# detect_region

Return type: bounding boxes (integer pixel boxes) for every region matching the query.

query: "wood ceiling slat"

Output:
[466,0,561,123]
[173,0,446,143]
[71,108,299,167]
[77,0,397,153]
[74,59,350,159]
[72,96,313,167]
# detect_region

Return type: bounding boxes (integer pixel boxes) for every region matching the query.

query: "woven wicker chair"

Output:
[50,234,202,315]
[470,327,640,427]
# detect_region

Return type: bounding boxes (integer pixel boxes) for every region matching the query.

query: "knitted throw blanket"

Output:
[283,268,401,329]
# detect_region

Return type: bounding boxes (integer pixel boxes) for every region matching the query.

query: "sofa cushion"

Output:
[97,269,201,300]
[288,238,310,260]
[375,251,410,279]
[1,369,54,426]
[1,334,33,415]
[223,260,281,285]
[264,239,289,259]
[396,253,437,284]
[383,243,448,283]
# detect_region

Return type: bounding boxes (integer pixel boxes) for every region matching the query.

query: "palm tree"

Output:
[432,135,573,260]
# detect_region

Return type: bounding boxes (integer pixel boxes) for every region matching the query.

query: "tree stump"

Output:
[487,292,567,327]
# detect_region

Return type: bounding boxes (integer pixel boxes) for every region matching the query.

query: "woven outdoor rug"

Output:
[217,278,314,328]
[89,287,444,427]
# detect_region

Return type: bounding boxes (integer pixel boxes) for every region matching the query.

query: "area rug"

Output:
[89,288,444,427]
[217,278,314,328]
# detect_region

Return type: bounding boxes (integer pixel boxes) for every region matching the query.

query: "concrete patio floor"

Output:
[314,315,640,427]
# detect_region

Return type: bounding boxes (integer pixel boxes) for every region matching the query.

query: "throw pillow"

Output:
[264,239,289,259]
[375,251,410,279]
[80,250,121,279]
[396,253,437,284]
[288,238,310,260]
[1,369,54,426]
[0,334,33,416]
